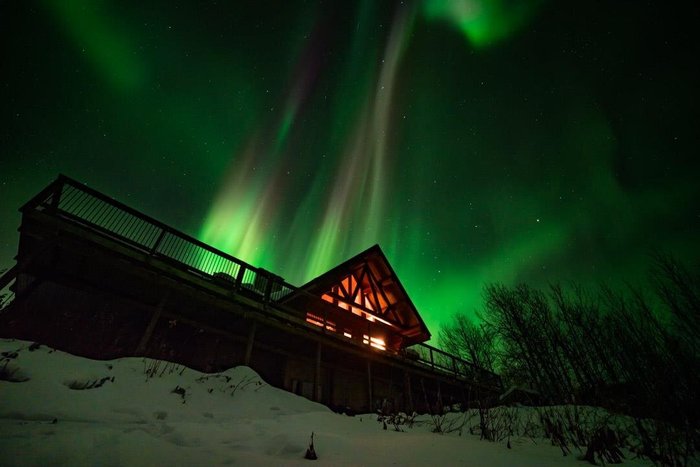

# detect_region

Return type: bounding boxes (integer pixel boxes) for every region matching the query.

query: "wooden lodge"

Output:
[0,175,501,413]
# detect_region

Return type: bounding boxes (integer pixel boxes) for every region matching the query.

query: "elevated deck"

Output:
[0,175,501,412]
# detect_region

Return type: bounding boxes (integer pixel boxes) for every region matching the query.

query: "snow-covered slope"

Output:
[0,339,653,466]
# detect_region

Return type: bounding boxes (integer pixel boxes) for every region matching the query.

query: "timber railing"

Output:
[21,175,295,302]
[404,343,500,388]
[19,175,501,389]
[0,265,17,312]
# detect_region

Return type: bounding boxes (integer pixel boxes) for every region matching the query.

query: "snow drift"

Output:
[0,339,656,466]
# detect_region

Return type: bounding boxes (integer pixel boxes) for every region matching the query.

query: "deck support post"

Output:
[404,370,413,413]
[314,341,322,402]
[367,360,373,412]
[135,291,169,355]
[244,321,257,366]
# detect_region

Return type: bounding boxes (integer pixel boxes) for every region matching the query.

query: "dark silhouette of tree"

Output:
[439,313,496,373]
[440,254,699,431]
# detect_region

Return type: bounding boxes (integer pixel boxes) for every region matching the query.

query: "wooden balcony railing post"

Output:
[244,321,257,366]
[150,228,166,255]
[235,265,245,291]
[314,342,322,402]
[367,360,373,412]
[48,179,63,213]
[263,273,273,304]
[322,303,328,334]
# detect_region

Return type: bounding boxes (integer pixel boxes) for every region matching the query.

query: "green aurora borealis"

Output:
[1,1,698,340]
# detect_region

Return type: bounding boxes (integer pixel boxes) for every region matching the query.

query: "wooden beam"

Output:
[367,267,384,314]
[314,341,322,402]
[367,360,373,412]
[0,264,18,291]
[135,291,169,354]
[338,275,350,299]
[244,321,257,366]
[386,305,405,326]
[379,276,395,287]
[320,291,402,327]
[349,268,364,304]
[366,266,393,314]
[404,370,414,413]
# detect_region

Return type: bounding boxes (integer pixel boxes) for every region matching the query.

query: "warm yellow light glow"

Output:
[307,317,324,327]
[364,294,374,311]
[360,334,386,351]
[306,312,335,332]
[311,277,401,343]
[321,274,398,329]
[341,276,353,295]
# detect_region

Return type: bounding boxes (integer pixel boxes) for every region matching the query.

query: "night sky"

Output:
[2,1,699,339]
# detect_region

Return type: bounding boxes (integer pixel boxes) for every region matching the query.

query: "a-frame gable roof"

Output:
[291,244,431,345]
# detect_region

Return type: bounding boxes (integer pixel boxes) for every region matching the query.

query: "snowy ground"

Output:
[0,339,655,466]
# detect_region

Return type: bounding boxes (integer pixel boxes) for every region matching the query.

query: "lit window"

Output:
[306,312,324,327]
[361,334,386,351]
[305,312,336,332]
[370,337,386,351]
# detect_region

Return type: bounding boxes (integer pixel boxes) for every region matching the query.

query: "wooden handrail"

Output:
[0,264,17,290]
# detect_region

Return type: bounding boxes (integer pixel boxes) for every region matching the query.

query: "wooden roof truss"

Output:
[322,263,406,329]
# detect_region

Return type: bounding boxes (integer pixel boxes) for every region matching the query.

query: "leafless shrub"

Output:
[583,424,625,465]
[304,432,318,460]
[440,253,699,464]
[228,374,261,395]
[377,412,417,432]
[427,410,471,435]
[142,358,186,379]
[631,418,699,467]
[196,373,263,396]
